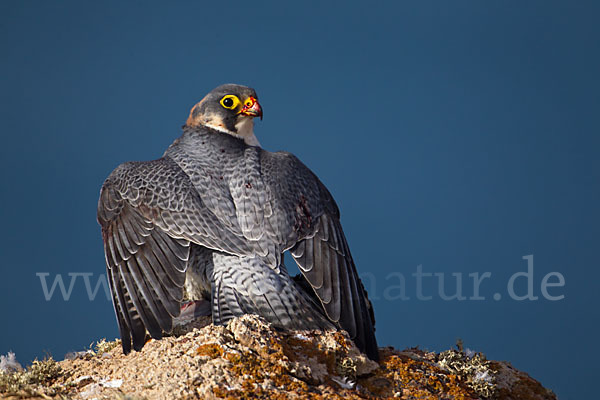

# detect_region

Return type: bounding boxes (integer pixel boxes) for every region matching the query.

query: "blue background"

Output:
[1,1,598,398]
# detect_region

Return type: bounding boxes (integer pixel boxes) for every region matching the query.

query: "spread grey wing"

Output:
[98,157,255,353]
[263,152,379,360]
[102,205,188,353]
[290,213,378,361]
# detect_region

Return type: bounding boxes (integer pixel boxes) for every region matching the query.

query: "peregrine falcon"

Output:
[97,84,379,360]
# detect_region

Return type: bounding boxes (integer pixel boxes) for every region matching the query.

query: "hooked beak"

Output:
[240,97,263,120]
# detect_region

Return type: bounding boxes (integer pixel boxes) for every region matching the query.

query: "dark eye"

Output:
[223,98,234,107]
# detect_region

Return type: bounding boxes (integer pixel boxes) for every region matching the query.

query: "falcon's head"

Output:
[186,84,263,146]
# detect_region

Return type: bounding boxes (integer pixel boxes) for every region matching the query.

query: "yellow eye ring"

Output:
[220,95,241,110]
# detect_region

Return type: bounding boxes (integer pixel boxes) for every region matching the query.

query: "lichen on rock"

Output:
[0,315,556,399]
[0,356,62,398]
[436,341,497,398]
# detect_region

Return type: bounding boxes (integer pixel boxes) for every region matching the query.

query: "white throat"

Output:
[204,117,261,147]
[235,117,261,147]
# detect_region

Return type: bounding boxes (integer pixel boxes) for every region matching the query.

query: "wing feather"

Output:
[99,157,245,353]
[290,212,378,361]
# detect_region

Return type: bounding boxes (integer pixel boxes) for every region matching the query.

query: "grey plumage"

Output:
[98,84,378,360]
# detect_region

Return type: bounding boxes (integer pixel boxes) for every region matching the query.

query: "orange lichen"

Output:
[195,343,224,358]
[224,347,310,393]
[332,331,352,350]
[356,348,478,399]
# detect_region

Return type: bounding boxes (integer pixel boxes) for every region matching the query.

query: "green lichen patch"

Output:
[92,338,121,355]
[437,342,496,398]
[0,356,62,396]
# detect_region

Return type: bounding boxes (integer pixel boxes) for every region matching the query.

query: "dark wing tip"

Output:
[121,338,132,354]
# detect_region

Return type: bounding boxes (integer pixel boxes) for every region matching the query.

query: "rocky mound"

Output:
[0,315,556,399]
